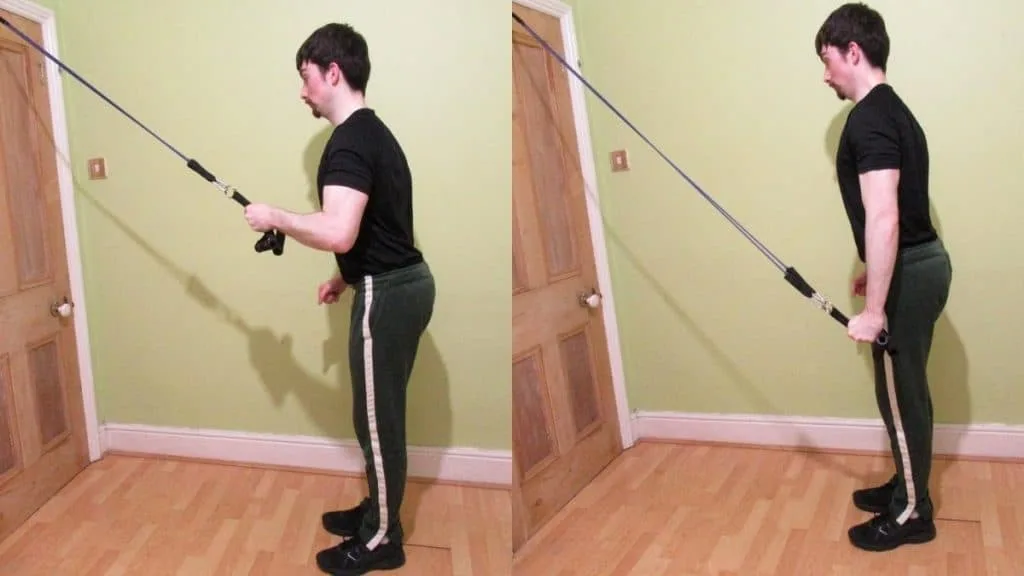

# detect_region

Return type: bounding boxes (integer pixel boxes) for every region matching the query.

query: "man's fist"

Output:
[244,204,278,232]
[318,275,348,304]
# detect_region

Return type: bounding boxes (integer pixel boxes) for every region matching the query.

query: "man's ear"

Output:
[846,41,862,65]
[328,62,342,86]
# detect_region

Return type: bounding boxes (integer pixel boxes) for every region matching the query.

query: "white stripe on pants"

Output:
[362,275,390,549]
[882,345,917,525]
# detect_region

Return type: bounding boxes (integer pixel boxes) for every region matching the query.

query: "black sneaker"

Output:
[315,536,406,575]
[852,474,897,514]
[848,512,936,552]
[322,498,370,538]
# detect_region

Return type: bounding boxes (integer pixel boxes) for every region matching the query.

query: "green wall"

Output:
[43,0,510,449]
[571,1,1023,425]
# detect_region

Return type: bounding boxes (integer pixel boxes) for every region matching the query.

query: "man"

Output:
[815,3,952,552]
[244,22,435,574]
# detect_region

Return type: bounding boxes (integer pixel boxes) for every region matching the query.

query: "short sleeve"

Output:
[847,107,901,173]
[321,138,373,195]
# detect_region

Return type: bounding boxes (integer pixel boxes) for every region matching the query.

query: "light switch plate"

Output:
[88,158,107,180]
[610,149,629,172]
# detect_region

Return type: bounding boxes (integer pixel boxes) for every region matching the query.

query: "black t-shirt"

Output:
[316,108,423,285]
[835,83,937,262]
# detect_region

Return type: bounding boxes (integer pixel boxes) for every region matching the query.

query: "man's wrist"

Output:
[271,208,287,231]
[863,305,885,317]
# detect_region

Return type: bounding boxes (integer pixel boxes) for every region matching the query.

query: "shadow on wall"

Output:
[823,107,970,439]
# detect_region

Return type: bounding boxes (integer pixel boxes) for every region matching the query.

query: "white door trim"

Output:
[512,0,633,448]
[1,0,101,462]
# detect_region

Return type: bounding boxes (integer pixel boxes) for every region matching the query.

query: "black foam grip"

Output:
[186,158,216,182]
[783,266,814,298]
[230,190,249,207]
[829,307,849,326]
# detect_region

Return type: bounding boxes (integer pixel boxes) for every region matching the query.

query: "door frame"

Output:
[512,0,633,449]
[0,0,101,462]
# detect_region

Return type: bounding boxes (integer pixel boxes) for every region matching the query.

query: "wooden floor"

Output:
[512,441,1024,575]
[0,454,511,575]
[7,444,1022,575]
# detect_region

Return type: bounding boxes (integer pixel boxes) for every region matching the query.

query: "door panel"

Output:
[511,5,622,553]
[0,44,49,288]
[0,9,89,545]
[0,359,19,481]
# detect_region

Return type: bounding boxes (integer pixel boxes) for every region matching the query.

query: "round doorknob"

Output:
[578,289,602,308]
[50,297,74,318]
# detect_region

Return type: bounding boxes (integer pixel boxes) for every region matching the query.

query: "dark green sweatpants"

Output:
[348,261,435,549]
[872,238,951,524]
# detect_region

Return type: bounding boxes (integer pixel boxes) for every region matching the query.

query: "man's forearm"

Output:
[864,212,898,314]
[273,209,352,253]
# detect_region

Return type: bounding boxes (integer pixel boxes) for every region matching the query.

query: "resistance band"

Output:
[512,11,890,349]
[0,15,285,256]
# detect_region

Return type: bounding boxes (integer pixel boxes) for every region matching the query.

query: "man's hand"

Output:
[318,275,347,305]
[852,271,868,297]
[244,203,279,232]
[848,309,885,343]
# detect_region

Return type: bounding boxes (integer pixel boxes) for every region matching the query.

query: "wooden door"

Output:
[0,9,90,544]
[511,5,623,553]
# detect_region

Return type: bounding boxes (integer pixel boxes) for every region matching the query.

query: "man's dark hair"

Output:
[814,3,890,72]
[296,23,370,93]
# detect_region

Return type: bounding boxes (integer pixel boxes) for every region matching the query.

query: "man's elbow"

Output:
[328,228,357,253]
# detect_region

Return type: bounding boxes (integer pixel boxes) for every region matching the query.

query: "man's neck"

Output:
[327,94,367,126]
[851,70,887,103]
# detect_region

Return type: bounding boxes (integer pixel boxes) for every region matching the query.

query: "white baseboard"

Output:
[632,411,1024,460]
[100,423,512,488]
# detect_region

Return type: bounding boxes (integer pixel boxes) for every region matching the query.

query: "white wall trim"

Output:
[101,424,512,488]
[2,0,101,462]
[633,411,1024,460]
[512,0,633,449]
